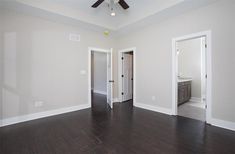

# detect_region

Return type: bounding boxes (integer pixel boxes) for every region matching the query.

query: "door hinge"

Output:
[121,92,124,95]
[121,57,124,60]
[121,75,124,77]
[205,104,207,109]
[205,44,207,48]
[205,74,207,78]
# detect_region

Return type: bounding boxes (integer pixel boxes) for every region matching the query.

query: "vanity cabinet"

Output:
[178,81,191,105]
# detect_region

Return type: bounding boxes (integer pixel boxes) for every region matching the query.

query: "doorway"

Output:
[172,31,212,123]
[88,48,113,109]
[118,48,136,104]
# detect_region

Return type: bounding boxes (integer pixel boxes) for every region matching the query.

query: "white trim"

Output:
[189,97,201,103]
[118,47,136,105]
[113,98,120,102]
[0,104,90,127]
[108,48,113,108]
[135,103,172,115]
[211,118,235,131]
[200,37,207,104]
[88,47,113,108]
[93,90,107,95]
[172,30,212,124]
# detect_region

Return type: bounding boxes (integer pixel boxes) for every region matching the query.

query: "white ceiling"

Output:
[41,0,185,29]
[0,0,218,35]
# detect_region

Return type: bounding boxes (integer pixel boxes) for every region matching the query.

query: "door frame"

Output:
[88,47,113,108]
[172,31,212,123]
[118,47,136,105]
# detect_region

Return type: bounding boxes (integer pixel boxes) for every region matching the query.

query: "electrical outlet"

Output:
[151,96,156,101]
[34,101,44,107]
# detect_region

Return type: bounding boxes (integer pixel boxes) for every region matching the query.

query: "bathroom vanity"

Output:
[178,78,192,106]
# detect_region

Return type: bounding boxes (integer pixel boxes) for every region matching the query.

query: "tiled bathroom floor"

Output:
[178,102,206,121]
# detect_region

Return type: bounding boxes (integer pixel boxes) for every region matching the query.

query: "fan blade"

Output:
[118,0,129,9]
[92,0,105,8]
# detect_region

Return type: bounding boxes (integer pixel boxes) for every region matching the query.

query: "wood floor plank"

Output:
[0,93,235,154]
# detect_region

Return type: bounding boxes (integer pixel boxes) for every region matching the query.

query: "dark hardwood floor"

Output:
[1,93,235,154]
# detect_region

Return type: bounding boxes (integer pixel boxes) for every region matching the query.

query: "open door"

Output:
[107,49,113,108]
[201,37,207,109]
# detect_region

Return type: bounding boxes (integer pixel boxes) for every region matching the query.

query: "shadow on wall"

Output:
[1,32,20,120]
[1,32,31,122]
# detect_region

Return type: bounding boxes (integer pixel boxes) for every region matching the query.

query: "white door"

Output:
[122,53,133,101]
[107,49,113,108]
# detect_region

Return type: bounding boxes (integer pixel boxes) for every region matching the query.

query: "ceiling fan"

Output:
[92,0,129,16]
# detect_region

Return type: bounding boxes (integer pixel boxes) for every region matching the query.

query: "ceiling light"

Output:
[111,12,116,16]
[110,6,116,17]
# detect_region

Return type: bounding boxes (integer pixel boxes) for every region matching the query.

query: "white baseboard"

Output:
[93,90,107,95]
[113,98,120,102]
[190,97,201,103]
[135,103,235,132]
[135,102,172,115]
[211,118,235,131]
[0,103,91,127]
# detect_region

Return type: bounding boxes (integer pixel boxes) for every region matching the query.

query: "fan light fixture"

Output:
[92,0,129,17]
[111,12,116,16]
[110,8,115,16]
[110,1,116,17]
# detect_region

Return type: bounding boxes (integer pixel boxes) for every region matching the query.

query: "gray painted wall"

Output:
[0,12,3,121]
[1,0,235,125]
[0,9,114,119]
[117,0,235,122]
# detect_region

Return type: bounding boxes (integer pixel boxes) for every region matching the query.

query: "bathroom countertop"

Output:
[178,78,192,83]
